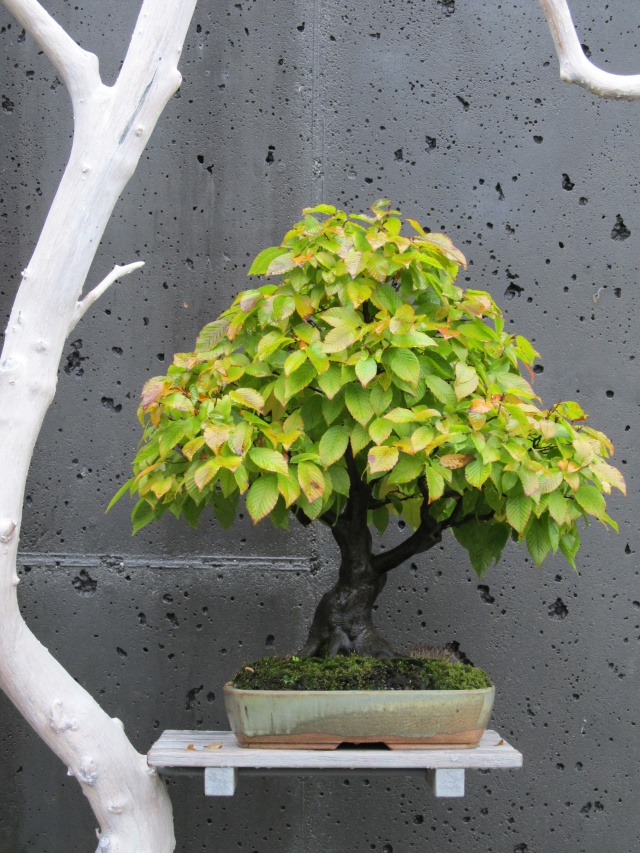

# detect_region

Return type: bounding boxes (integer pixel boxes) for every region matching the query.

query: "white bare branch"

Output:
[69,261,145,332]
[0,1,198,850]
[1,0,102,102]
[539,0,640,99]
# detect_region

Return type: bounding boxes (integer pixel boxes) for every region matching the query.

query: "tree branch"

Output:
[68,261,144,333]
[372,516,442,575]
[1,0,103,102]
[539,0,640,99]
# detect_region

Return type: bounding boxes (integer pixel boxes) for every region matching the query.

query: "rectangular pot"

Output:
[224,683,495,750]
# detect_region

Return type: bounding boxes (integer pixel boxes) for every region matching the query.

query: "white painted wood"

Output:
[539,0,640,99]
[426,768,465,798]
[148,730,523,771]
[204,768,238,797]
[69,262,145,333]
[0,2,197,851]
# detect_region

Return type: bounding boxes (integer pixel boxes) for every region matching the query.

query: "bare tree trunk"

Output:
[0,1,197,850]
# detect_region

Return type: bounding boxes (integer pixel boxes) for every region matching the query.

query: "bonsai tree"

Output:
[114,201,625,659]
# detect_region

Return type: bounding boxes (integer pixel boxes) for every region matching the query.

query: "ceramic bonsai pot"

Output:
[223,683,495,750]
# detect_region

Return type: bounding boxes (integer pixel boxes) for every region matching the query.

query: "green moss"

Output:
[231,656,492,691]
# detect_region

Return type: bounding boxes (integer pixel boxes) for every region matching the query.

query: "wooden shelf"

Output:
[148,729,522,799]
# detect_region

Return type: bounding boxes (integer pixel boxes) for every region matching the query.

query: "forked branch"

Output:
[539,0,640,99]
[2,0,102,102]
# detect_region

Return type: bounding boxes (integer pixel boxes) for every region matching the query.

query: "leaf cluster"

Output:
[113,200,624,576]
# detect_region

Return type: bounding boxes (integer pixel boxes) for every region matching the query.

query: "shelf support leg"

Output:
[204,767,238,797]
[426,768,465,797]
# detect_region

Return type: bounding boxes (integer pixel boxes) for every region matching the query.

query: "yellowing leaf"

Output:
[249,447,289,476]
[422,232,467,267]
[277,471,301,507]
[439,453,474,469]
[368,445,399,474]
[194,458,221,491]
[323,325,358,354]
[141,377,167,410]
[204,424,232,453]
[469,398,493,414]
[298,461,325,502]
[229,388,264,411]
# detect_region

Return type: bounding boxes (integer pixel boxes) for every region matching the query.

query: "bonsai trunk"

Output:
[300,517,396,658]
[298,460,452,660]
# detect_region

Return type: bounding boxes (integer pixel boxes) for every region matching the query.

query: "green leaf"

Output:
[319,426,350,468]
[328,464,350,496]
[575,484,606,519]
[387,348,420,386]
[424,464,445,502]
[371,505,390,534]
[284,350,307,376]
[246,474,279,522]
[370,383,393,415]
[345,385,374,426]
[131,499,156,534]
[317,364,343,399]
[559,529,580,571]
[249,447,289,476]
[285,360,316,397]
[424,375,456,407]
[387,453,424,485]
[322,392,344,425]
[546,490,569,526]
[453,519,508,577]
[506,492,533,534]
[212,489,239,529]
[107,476,135,512]
[369,418,393,445]
[249,246,289,275]
[526,517,551,566]
[465,458,491,489]
[158,421,191,458]
[368,445,399,474]
[454,362,479,401]
[351,423,370,455]
[355,357,377,387]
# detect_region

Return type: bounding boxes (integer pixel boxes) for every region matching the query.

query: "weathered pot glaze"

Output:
[224,683,495,749]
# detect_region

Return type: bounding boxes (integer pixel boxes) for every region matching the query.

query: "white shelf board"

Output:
[148,729,522,799]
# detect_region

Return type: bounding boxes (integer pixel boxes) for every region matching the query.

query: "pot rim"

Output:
[224,683,495,698]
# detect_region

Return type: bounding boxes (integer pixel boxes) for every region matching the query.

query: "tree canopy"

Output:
[114,200,624,577]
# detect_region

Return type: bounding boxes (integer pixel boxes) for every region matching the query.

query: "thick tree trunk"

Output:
[0,2,197,850]
[300,504,397,659]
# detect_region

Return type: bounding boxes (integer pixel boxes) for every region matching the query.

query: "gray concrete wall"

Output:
[0,1,639,851]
